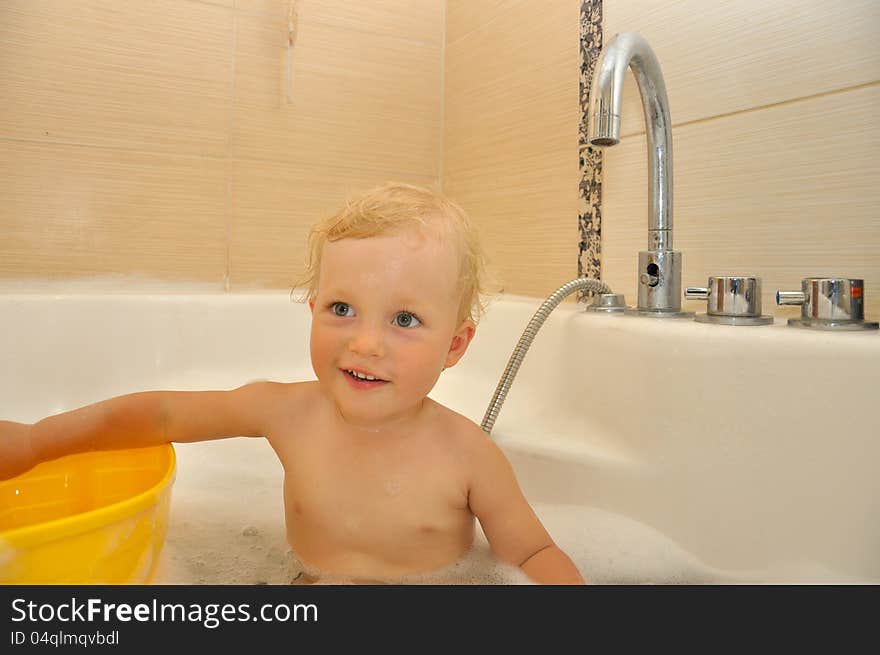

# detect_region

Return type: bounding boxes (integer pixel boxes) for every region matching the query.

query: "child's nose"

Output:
[347,324,385,358]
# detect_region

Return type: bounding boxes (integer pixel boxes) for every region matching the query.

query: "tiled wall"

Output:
[0,0,443,290]
[3,1,877,323]
[593,0,880,321]
[444,1,582,300]
[448,1,879,321]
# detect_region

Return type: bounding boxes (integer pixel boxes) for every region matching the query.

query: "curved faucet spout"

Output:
[588,32,673,252]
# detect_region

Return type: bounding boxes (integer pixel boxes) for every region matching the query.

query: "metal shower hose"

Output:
[480,277,611,435]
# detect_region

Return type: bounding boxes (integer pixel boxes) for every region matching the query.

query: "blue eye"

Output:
[330,302,355,317]
[393,312,421,328]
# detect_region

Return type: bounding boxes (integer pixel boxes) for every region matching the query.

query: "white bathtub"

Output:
[2,287,878,583]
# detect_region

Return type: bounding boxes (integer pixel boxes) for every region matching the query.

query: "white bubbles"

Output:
[529,502,719,584]
[290,543,534,585]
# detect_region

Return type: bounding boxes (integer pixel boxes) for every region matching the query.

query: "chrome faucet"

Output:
[587,32,692,318]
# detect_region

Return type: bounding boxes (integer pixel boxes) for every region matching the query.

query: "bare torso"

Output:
[264,381,477,580]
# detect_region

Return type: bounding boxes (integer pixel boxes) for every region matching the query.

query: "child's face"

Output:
[308,226,475,430]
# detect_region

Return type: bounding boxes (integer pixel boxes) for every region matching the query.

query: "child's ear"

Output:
[308,299,315,313]
[444,319,476,369]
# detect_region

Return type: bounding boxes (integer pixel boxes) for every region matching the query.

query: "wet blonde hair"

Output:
[293,182,493,325]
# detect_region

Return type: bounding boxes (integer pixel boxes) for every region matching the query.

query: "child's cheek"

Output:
[309,324,336,367]
[394,331,445,370]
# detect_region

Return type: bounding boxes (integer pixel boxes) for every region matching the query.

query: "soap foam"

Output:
[156,522,533,585]
[529,502,720,584]
[291,542,534,586]
[156,439,853,585]
[154,440,536,585]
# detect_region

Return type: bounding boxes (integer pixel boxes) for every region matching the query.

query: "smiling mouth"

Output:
[341,368,389,383]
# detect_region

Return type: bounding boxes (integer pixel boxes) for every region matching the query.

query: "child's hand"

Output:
[0,420,37,481]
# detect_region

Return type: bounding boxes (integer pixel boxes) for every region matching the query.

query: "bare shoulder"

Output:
[158,379,318,443]
[242,378,312,401]
[425,401,520,509]
[426,399,498,461]
[244,379,317,421]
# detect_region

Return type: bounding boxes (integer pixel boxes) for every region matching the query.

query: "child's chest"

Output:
[271,420,472,549]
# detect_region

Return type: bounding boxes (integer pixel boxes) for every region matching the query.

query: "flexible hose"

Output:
[480,277,611,435]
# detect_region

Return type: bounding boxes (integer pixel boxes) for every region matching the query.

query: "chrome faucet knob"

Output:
[777,277,878,331]
[686,276,773,326]
[776,290,807,305]
[684,286,709,301]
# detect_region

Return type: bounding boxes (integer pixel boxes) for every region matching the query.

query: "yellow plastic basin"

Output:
[0,444,175,584]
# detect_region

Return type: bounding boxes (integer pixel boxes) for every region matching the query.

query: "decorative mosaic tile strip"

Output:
[578,0,603,299]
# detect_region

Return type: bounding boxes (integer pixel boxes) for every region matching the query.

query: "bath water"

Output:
[151,439,726,584]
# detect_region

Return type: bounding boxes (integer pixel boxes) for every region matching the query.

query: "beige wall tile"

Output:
[444,0,581,298]
[603,0,880,137]
[229,159,438,289]
[445,158,579,299]
[0,0,233,157]
[0,1,444,286]
[233,11,442,176]
[446,0,524,45]
[601,85,880,321]
[238,0,443,43]
[0,140,227,282]
[452,202,579,301]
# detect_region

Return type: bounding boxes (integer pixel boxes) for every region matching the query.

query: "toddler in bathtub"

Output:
[0,182,585,585]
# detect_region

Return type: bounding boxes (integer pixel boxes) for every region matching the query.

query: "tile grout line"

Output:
[444,0,531,48]
[223,12,238,293]
[618,80,880,141]
[0,135,433,190]
[439,0,446,192]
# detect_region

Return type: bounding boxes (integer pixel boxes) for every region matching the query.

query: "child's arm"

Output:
[0,420,36,480]
[0,381,285,481]
[467,434,586,585]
